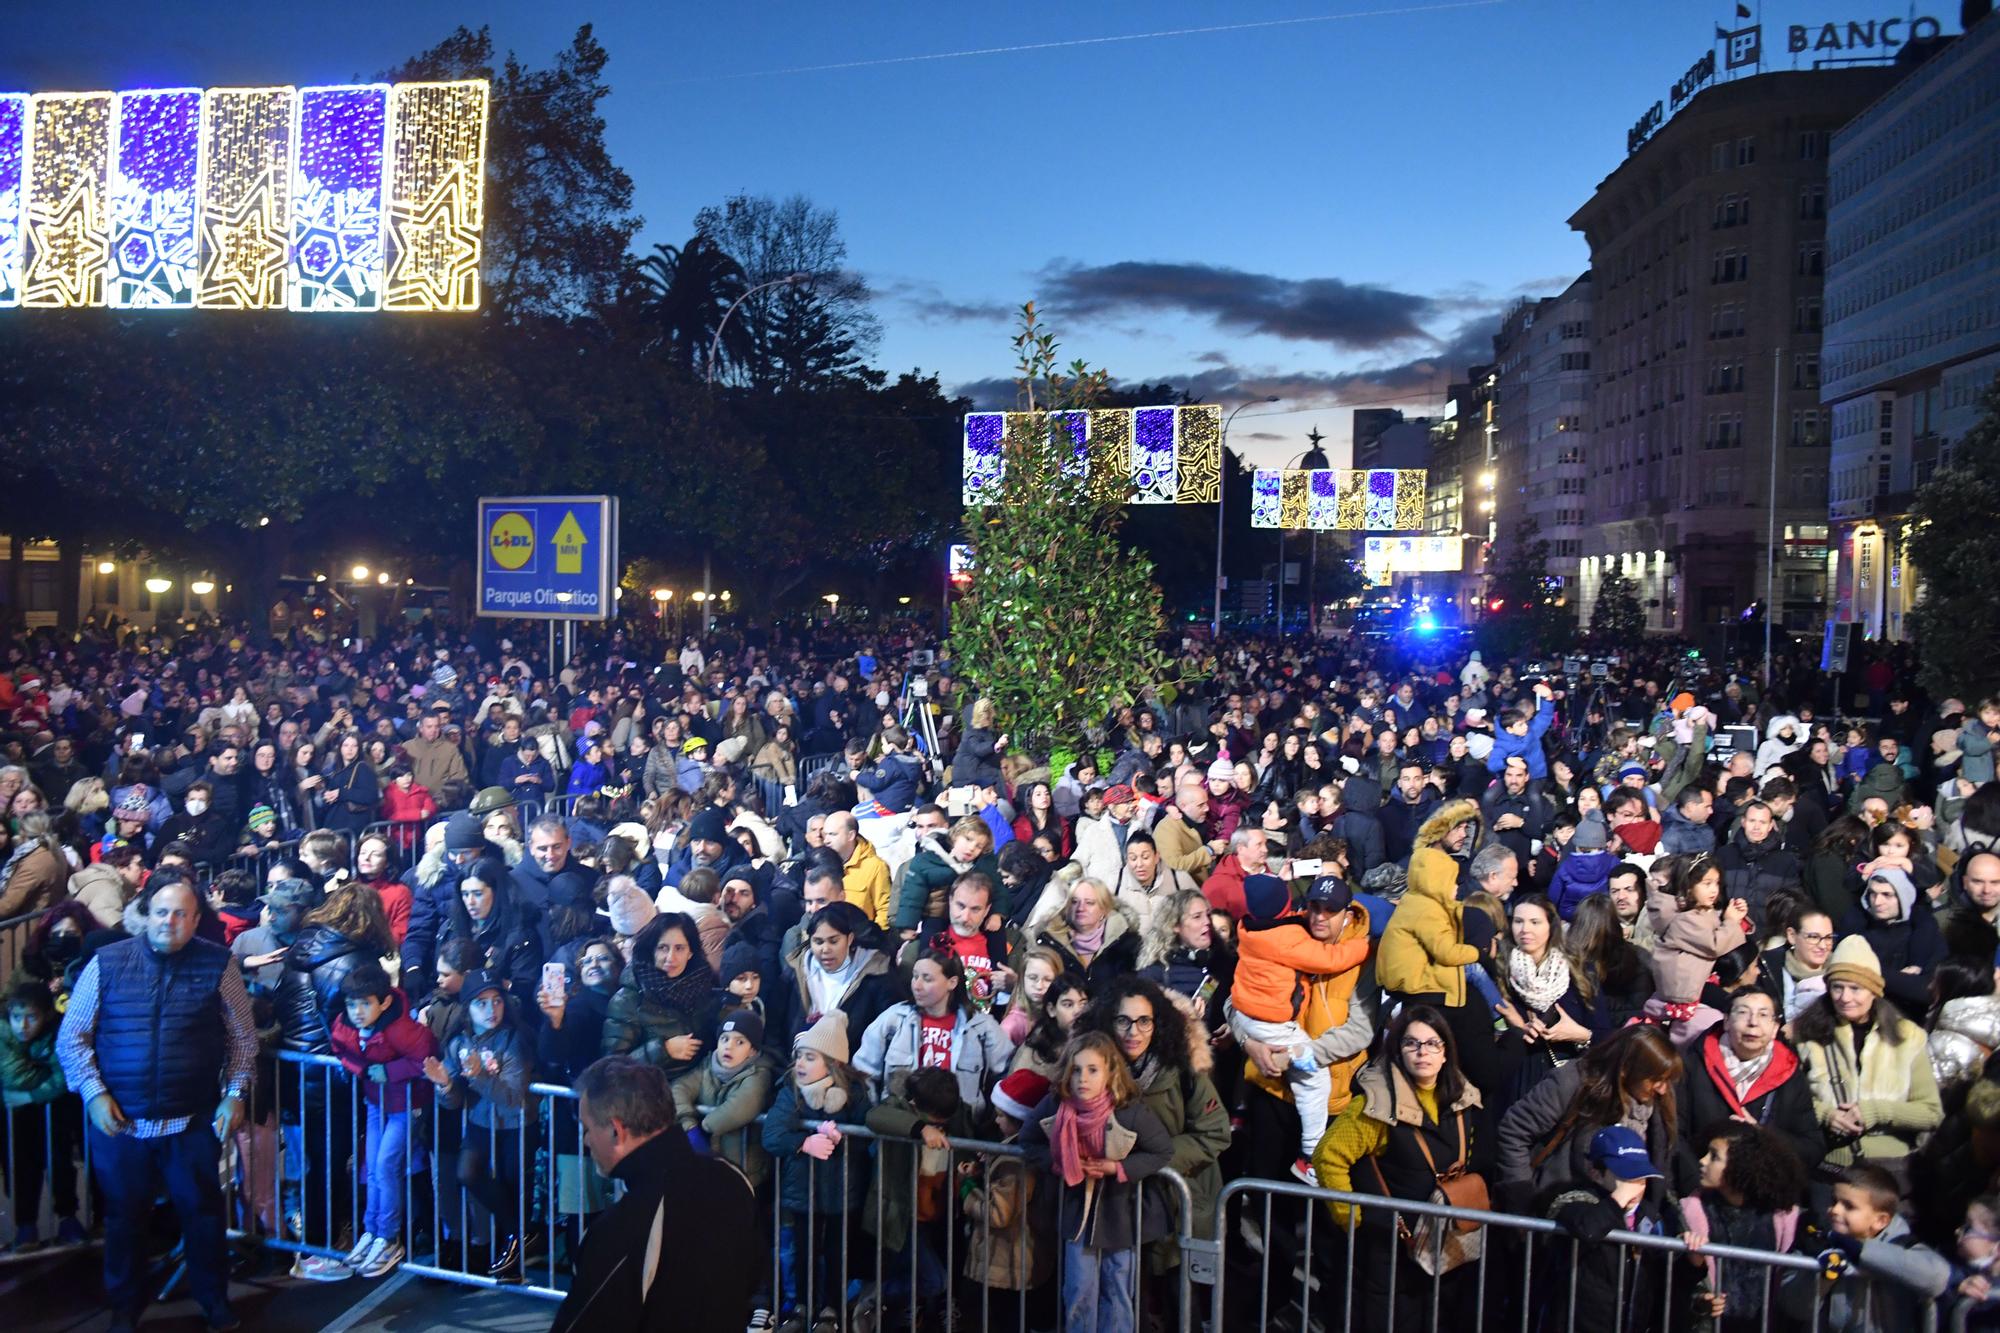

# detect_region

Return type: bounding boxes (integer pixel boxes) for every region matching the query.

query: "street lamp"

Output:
[350,564,369,581]
[707,272,814,389]
[96,560,114,575]
[144,577,171,595]
[1275,430,1331,637]
[190,579,215,596]
[1216,395,1281,635]
[652,588,672,602]
[375,571,391,586]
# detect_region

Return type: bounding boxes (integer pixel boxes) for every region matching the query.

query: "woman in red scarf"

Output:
[1020,1030,1172,1333]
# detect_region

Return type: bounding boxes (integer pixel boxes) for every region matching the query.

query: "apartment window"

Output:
[1797,244,1824,277]
[24,564,57,614]
[1558,351,1592,371]
[1711,250,1748,284]
[1709,302,1745,339]
[1793,353,1820,390]
[1704,413,1744,450]
[1736,137,1756,166]
[1707,360,1744,394]
[1799,185,1826,220]
[1798,130,1826,160]
[1713,193,1751,228]
[1794,298,1822,333]
[1711,142,1731,172]
[1790,409,1825,446]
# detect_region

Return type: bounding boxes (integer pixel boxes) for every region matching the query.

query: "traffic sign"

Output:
[476,495,618,621]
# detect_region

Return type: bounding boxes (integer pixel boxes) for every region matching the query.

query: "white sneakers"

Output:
[359,1237,404,1278]
[290,1254,352,1283]
[343,1233,377,1268]
[295,1234,402,1282]
[746,1311,775,1333]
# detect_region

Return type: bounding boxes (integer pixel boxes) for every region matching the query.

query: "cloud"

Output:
[1037,259,1443,350]
[1243,431,1286,441]
[875,277,1013,327]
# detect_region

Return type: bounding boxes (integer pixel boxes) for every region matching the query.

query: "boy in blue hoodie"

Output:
[1549,813,1616,921]
[1486,683,1557,779]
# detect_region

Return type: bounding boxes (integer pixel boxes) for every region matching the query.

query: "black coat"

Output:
[1838,903,1944,1014]
[549,1129,757,1333]
[275,925,373,1054]
[1672,1030,1821,1194]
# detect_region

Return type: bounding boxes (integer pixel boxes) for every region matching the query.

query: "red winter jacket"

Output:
[328,988,438,1108]
[380,781,438,829]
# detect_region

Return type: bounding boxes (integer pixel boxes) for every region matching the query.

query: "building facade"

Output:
[1821,16,2000,640]
[1489,277,1594,590]
[1569,67,1897,635]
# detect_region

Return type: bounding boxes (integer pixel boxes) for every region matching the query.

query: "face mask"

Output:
[185,799,209,816]
[45,934,80,963]
[875,691,890,710]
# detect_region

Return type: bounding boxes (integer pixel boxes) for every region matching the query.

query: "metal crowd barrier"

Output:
[0,1090,94,1259]
[0,909,37,989]
[799,752,844,786]
[253,1050,1202,1328]
[1204,1175,1930,1333]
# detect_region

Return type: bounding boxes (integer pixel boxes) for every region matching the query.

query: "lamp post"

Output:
[702,271,814,629]
[1216,395,1280,636]
[1275,431,1331,637]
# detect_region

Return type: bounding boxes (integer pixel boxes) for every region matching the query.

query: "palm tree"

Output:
[633,235,749,377]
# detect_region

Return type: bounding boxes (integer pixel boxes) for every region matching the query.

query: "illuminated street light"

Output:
[652,589,672,602]
[1480,471,1496,488]
[190,580,215,596]
[96,560,115,574]
[350,564,369,580]
[144,577,172,595]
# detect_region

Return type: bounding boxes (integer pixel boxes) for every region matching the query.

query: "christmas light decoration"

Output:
[1250,468,1428,530]
[384,79,486,312]
[2,78,485,314]
[960,403,1225,506]
[0,95,24,307]
[23,92,112,308]
[198,86,293,309]
[110,89,201,308]
[289,84,389,312]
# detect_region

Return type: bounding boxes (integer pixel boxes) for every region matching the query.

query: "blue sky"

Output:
[1,1,1941,464]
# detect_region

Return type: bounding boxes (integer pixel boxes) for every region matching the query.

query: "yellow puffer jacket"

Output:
[1375,800,1482,1006]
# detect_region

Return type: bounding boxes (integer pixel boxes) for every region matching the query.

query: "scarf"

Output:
[637,950,716,1020]
[1783,949,1823,982]
[796,1070,849,1114]
[806,951,861,1017]
[1719,1037,1775,1101]
[1068,919,1108,959]
[1130,1050,1165,1093]
[1508,947,1572,1014]
[1621,1095,1655,1137]
[709,1048,761,1089]
[1049,1091,1116,1187]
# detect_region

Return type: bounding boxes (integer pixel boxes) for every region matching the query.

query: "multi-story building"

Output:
[1821,15,2000,639]
[1416,371,1493,611]
[1569,66,1897,635]
[1489,277,1594,589]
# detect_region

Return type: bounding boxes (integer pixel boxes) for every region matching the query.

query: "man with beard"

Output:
[1379,759,1440,865]
[663,807,750,889]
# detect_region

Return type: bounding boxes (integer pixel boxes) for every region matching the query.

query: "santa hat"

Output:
[990,1069,1051,1123]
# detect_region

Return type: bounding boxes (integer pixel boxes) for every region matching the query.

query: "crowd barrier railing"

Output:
[0,909,39,991]
[1205,1175,1933,1333]
[0,1091,94,1258]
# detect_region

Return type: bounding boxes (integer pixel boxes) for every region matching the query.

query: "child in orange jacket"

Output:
[1225,874,1371,1180]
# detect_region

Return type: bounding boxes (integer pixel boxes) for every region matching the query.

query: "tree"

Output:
[1909,377,2000,698]
[693,193,880,390]
[947,305,1171,752]
[391,24,640,320]
[1479,518,1577,661]
[1588,569,1647,644]
[632,235,749,376]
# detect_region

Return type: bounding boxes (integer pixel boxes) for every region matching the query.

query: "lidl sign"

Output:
[476,495,618,621]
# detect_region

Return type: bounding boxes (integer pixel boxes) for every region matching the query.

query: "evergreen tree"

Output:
[1588,570,1647,644]
[947,305,1170,752]
[1909,378,2000,698]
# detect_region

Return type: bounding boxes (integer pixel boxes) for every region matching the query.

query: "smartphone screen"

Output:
[540,963,566,998]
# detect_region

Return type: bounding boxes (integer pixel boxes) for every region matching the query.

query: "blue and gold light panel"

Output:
[0,79,486,313]
[1250,469,1428,531]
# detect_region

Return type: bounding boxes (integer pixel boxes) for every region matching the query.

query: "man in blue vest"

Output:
[56,879,258,1332]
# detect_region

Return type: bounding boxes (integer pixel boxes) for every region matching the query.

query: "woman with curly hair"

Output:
[1679,1121,1807,1331]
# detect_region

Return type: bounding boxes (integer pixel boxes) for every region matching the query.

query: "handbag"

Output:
[1368,1109,1490,1276]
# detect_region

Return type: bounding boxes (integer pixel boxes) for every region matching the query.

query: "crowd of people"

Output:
[1,612,1997,1333]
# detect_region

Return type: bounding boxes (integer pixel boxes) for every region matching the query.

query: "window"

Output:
[24,563,57,614]
[1793,354,1820,390]
[1704,413,1744,450]
[1798,130,1826,160]
[1711,142,1731,172]
[1709,302,1745,339]
[1559,351,1592,371]
[1736,137,1756,166]
[1711,250,1748,283]
[1799,185,1825,220]
[1795,298,1822,333]
[1797,244,1824,277]
[1713,193,1750,228]
[1707,360,1744,394]
[1790,409,1824,447]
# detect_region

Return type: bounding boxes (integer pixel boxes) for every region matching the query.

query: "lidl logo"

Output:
[487,510,537,572]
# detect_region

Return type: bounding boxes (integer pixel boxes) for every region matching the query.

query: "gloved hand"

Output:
[685,1125,711,1156]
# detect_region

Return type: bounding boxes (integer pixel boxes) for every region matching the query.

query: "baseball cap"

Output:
[461,969,508,1001]
[256,878,320,913]
[1586,1125,1662,1181]
[1303,875,1352,911]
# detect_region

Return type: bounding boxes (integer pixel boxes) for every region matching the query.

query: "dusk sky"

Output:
[0,1,1945,465]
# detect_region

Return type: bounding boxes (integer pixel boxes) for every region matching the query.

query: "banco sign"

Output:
[1788,16,1944,53]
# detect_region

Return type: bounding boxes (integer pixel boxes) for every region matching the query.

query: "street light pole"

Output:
[1216,396,1279,637]
[1275,431,1331,639]
[702,271,812,630]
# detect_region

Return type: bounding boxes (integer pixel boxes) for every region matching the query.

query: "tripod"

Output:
[899,678,942,760]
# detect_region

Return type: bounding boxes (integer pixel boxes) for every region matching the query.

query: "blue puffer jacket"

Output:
[854,753,923,814]
[1547,849,1616,922]
[762,1078,873,1215]
[89,936,230,1120]
[1485,698,1555,778]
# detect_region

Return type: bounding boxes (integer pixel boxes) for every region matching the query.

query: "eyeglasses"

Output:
[1960,1224,2000,1241]
[1795,932,1836,945]
[1400,1038,1446,1055]
[1113,1016,1155,1033]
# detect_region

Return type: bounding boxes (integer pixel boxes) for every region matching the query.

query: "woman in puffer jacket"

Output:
[275,881,396,1054]
[1926,955,2000,1108]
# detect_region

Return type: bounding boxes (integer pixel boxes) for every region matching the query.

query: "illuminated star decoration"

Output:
[0,94,24,307]
[22,92,111,308]
[109,89,201,309]
[289,84,388,312]
[959,403,1223,507]
[1251,469,1429,530]
[197,87,292,309]
[384,80,487,312]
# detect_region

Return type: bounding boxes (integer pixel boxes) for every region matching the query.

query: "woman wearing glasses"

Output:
[1079,976,1230,1311]
[1310,1004,1487,1333]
